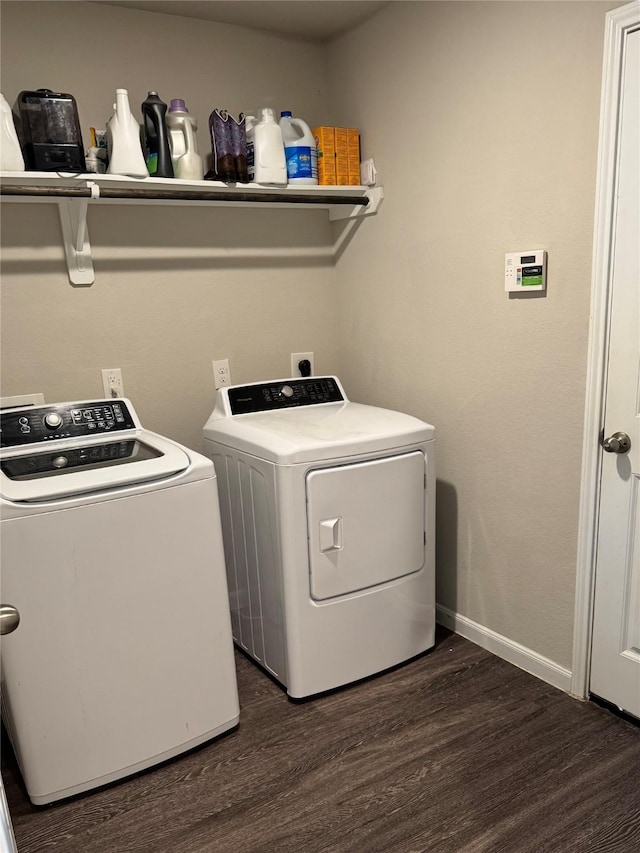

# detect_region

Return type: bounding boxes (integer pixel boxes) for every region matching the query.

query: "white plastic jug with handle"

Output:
[166,99,204,180]
[106,88,147,178]
[252,108,286,186]
[279,111,318,185]
[0,93,25,171]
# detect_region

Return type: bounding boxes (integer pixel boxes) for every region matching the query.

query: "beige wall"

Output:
[0,1,621,672]
[0,0,339,449]
[328,1,620,667]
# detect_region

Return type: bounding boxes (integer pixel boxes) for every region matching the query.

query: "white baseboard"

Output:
[436,604,573,694]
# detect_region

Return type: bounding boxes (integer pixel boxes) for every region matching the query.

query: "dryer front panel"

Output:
[306,451,426,600]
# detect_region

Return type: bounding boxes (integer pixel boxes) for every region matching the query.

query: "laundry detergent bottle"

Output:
[141,91,174,178]
[106,88,148,178]
[166,99,204,180]
[252,107,286,186]
[279,111,318,185]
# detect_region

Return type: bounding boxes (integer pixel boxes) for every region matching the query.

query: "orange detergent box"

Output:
[313,126,336,185]
[346,128,361,186]
[334,127,349,186]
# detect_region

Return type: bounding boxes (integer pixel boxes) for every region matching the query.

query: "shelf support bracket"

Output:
[329,186,384,222]
[57,182,99,285]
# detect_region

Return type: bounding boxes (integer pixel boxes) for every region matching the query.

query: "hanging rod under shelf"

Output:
[0,175,383,285]
[0,183,370,207]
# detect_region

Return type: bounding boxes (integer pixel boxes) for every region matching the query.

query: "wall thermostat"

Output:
[505,249,547,292]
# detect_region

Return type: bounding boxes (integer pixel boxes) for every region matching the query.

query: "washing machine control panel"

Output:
[228,377,344,415]
[0,400,136,448]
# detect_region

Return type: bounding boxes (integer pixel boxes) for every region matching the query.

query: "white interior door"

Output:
[589,23,640,718]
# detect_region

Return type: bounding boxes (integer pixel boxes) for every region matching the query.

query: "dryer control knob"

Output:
[44,412,63,430]
[280,385,294,399]
[52,456,68,469]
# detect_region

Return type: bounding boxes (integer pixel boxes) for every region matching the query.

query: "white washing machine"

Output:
[0,398,239,805]
[202,376,436,698]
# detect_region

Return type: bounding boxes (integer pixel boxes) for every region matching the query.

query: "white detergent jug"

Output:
[166,99,204,180]
[106,88,147,178]
[279,111,318,185]
[0,93,25,171]
[251,107,286,186]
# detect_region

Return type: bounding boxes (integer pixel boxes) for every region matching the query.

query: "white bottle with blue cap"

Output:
[279,111,318,186]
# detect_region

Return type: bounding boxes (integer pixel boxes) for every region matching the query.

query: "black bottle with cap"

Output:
[141,91,174,178]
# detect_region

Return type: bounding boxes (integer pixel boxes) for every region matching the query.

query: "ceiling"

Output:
[94,1,389,42]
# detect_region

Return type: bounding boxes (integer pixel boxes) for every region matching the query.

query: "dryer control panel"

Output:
[0,400,136,448]
[228,377,344,415]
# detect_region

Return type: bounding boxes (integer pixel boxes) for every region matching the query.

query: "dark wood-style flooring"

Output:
[2,628,639,853]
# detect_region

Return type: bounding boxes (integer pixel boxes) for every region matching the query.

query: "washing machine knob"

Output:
[52,456,68,469]
[44,412,63,430]
[280,385,294,399]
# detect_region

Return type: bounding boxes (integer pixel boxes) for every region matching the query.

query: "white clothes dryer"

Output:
[0,398,239,805]
[202,377,435,698]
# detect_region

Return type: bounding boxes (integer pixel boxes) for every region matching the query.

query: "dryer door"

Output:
[306,451,426,600]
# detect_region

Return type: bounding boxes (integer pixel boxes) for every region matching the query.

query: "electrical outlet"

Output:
[291,352,314,377]
[212,359,231,389]
[102,368,124,398]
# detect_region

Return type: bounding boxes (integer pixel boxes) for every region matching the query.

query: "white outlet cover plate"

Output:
[212,359,231,389]
[102,368,124,398]
[291,352,314,377]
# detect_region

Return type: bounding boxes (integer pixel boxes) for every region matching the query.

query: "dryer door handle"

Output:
[319,517,343,553]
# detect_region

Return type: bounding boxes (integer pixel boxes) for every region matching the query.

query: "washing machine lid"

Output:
[0,399,191,502]
[203,378,434,464]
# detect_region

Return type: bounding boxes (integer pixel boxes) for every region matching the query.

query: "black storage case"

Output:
[16,89,86,172]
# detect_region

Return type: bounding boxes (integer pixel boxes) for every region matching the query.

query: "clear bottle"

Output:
[279,111,318,186]
[106,89,147,178]
[141,91,174,178]
[166,99,204,181]
[252,108,286,186]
